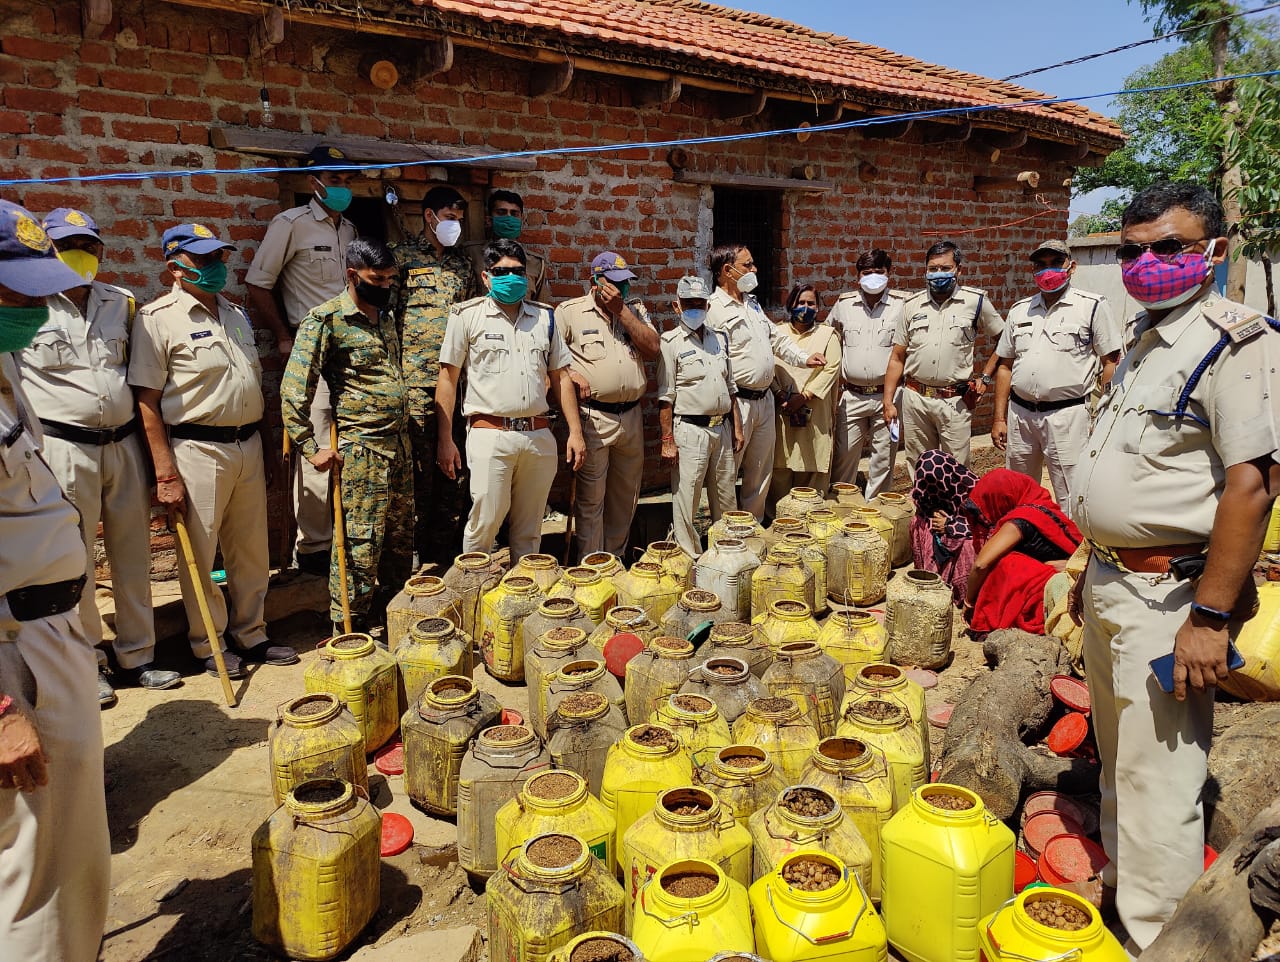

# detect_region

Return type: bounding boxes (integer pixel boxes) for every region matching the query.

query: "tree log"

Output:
[1143,794,1280,961]
[939,629,1097,819]
[1207,707,1280,851]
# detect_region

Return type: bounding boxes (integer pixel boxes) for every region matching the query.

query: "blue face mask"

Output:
[926,271,957,298]
[491,214,523,239]
[317,186,353,213]
[790,305,817,326]
[489,273,528,305]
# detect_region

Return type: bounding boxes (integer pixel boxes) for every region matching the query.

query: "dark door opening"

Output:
[290,192,389,242]
[712,187,781,308]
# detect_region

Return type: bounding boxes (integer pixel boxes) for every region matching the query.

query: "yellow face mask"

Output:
[57,249,98,282]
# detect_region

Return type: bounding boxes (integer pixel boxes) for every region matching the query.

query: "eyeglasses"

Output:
[1115,238,1206,263]
[489,266,526,277]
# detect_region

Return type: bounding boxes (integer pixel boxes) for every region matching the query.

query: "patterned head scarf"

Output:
[911,449,978,543]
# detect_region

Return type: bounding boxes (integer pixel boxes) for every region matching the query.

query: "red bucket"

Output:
[1022,810,1085,858]
[1037,833,1109,885]
[1014,850,1039,892]
[1021,790,1098,836]
[1047,712,1090,756]
[500,708,524,726]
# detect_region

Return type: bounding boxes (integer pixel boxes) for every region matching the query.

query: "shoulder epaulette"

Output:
[277,205,312,223]
[450,295,488,314]
[833,290,859,302]
[1202,298,1267,344]
[1071,288,1104,303]
[959,285,987,297]
[1010,294,1036,309]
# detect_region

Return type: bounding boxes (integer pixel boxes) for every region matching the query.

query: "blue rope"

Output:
[1152,315,1280,428]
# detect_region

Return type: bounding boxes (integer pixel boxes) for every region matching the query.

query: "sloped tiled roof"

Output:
[408,0,1123,145]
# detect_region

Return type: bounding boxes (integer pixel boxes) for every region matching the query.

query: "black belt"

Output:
[169,421,262,443]
[678,413,728,428]
[39,417,137,446]
[6,575,86,623]
[1011,392,1088,413]
[844,383,884,396]
[737,386,770,401]
[581,398,640,415]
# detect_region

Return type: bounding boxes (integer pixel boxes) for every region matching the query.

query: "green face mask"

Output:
[174,260,228,294]
[491,214,522,239]
[0,305,51,353]
[598,278,629,301]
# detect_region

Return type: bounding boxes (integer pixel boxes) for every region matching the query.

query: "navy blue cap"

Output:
[0,199,87,296]
[42,207,102,242]
[303,144,349,168]
[161,223,235,258]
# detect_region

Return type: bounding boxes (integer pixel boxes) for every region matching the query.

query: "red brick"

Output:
[81,116,105,137]
[4,88,73,113]
[0,110,30,135]
[80,90,148,115]
[111,120,179,144]
[80,41,112,64]
[171,199,235,219]
[1,36,76,62]
[224,177,281,200]
[149,99,213,122]
[33,115,64,137]
[148,51,207,76]
[179,124,210,146]
[170,77,200,97]
[26,65,59,89]
[263,64,305,86]
[100,69,168,95]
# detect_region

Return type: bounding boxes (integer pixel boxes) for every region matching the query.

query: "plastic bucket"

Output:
[1037,834,1109,885]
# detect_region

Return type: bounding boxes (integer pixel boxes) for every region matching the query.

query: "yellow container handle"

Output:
[983,897,1085,962]
[636,874,701,929]
[763,867,869,944]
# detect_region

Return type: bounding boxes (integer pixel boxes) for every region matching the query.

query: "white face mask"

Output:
[734,269,758,294]
[433,217,462,247]
[682,309,707,329]
[859,273,888,295]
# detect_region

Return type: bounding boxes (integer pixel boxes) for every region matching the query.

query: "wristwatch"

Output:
[980,375,994,386]
[1190,601,1232,625]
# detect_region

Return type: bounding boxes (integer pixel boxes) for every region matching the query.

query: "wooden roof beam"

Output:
[921,120,972,145]
[412,35,454,85]
[719,89,768,122]
[860,118,914,140]
[529,57,574,97]
[82,0,111,39]
[633,76,682,108]
[249,5,283,59]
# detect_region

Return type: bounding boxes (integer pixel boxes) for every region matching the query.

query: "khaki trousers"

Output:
[902,388,971,474]
[671,418,737,559]
[171,434,269,656]
[1006,401,1090,513]
[0,601,109,962]
[42,434,156,669]
[463,426,558,563]
[831,388,898,500]
[1081,558,1216,951]
[734,394,774,519]
[574,405,645,560]
[293,374,333,560]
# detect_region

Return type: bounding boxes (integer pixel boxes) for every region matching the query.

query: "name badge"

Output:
[584,328,599,336]
[484,332,504,341]
[910,312,928,321]
[313,245,332,252]
[678,350,695,359]
[191,330,213,340]
[408,268,431,277]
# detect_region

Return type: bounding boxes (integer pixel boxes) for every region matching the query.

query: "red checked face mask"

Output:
[1121,241,1219,311]
[1033,266,1071,294]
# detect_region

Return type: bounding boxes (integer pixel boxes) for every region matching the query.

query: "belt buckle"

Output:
[506,417,533,432]
[708,415,724,428]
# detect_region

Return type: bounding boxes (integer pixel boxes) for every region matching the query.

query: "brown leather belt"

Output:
[1090,541,1206,574]
[844,383,884,396]
[906,377,968,400]
[469,414,551,431]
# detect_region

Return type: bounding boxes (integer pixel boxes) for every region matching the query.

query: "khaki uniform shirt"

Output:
[439,296,570,418]
[707,287,808,391]
[557,293,653,404]
[1071,293,1280,549]
[281,290,409,461]
[128,286,265,428]
[243,198,356,327]
[896,285,1005,385]
[0,353,86,592]
[828,289,906,387]
[658,322,734,417]
[466,242,547,303]
[390,239,475,401]
[17,283,137,428]
[997,286,1121,403]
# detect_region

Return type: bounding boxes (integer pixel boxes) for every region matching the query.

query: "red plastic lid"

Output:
[1022,810,1085,857]
[1204,844,1218,870]
[1047,712,1089,755]
[501,708,524,726]
[1014,851,1039,892]
[904,668,938,690]
[604,632,645,679]
[1050,675,1092,714]
[374,741,405,776]
[1022,791,1086,827]
[927,703,954,728]
[1038,833,1109,884]
[380,812,414,857]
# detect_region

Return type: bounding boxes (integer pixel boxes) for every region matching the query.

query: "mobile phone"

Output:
[889,418,900,443]
[1150,641,1246,694]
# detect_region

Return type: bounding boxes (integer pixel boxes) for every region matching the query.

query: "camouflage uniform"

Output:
[281,289,412,623]
[391,239,475,568]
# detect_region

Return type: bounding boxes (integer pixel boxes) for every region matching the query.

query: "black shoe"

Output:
[98,671,117,707]
[205,650,245,679]
[240,642,300,666]
[121,663,183,690]
[296,551,330,576]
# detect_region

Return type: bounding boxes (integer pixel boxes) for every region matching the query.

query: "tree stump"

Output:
[1207,706,1280,851]
[938,629,1097,820]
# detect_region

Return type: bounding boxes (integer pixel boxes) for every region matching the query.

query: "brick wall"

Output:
[0,0,1076,563]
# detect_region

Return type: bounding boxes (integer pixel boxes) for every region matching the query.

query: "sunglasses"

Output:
[489,266,526,277]
[1114,238,1206,263]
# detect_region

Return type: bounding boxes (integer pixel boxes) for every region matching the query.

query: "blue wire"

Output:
[0,69,1276,189]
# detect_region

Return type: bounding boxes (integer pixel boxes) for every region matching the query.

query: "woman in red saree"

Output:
[963,469,1082,633]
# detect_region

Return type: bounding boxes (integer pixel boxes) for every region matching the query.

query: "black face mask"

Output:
[355,280,393,310]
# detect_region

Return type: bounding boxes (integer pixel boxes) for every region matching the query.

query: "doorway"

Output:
[712,187,781,307]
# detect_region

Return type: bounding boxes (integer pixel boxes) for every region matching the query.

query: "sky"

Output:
[733,0,1182,216]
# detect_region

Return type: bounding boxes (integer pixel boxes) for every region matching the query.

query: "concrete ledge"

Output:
[348,925,483,962]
